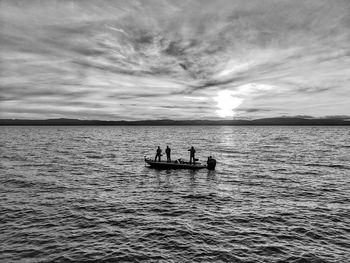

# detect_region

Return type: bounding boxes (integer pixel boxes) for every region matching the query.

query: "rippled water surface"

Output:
[1,126,349,262]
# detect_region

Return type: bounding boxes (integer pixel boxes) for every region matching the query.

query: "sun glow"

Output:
[214,90,243,118]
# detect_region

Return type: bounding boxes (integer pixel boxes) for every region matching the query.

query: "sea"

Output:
[0,126,349,263]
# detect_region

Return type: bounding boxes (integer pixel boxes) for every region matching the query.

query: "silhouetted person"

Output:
[188,146,196,164]
[207,156,216,170]
[165,146,171,162]
[155,146,162,162]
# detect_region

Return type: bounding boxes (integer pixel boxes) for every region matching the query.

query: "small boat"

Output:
[145,157,216,170]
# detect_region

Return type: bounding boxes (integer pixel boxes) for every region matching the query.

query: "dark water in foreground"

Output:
[1,126,349,263]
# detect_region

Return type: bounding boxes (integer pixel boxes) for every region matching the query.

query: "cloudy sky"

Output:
[0,0,349,120]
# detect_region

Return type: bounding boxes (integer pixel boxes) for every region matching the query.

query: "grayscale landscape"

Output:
[1,1,349,262]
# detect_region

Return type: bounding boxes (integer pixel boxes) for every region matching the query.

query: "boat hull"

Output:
[145,158,207,170]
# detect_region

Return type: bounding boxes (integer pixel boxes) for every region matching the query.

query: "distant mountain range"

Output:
[1,117,349,125]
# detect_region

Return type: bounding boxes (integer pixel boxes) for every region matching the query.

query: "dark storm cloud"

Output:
[0,0,349,119]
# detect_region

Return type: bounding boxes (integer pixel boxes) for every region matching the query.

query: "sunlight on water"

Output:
[0,126,349,262]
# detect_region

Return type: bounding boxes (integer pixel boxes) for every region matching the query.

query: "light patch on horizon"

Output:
[214,90,243,118]
[0,0,349,120]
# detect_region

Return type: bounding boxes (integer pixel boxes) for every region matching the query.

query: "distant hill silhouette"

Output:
[0,117,349,125]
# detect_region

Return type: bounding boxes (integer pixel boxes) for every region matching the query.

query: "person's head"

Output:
[191,146,194,149]
[158,146,160,149]
[167,145,169,148]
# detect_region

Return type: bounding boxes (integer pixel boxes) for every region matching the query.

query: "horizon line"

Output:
[1,117,349,126]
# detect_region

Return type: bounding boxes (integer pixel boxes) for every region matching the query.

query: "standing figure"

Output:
[165,146,171,162]
[188,146,196,164]
[155,146,162,162]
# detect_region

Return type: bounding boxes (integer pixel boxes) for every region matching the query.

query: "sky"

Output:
[0,0,349,120]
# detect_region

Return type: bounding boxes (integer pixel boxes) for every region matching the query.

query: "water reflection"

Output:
[1,126,349,263]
